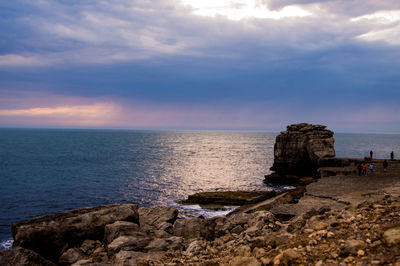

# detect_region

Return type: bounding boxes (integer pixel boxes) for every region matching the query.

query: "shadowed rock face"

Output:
[270,123,335,177]
[11,204,139,262]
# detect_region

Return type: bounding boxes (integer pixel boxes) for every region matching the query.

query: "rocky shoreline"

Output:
[2,162,400,266]
[1,123,400,265]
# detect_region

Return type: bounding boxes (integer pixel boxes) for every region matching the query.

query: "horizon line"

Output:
[1,126,399,135]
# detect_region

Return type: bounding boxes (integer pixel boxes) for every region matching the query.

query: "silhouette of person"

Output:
[357,163,362,176]
[391,151,394,161]
[383,160,388,172]
[362,163,367,176]
[370,150,373,159]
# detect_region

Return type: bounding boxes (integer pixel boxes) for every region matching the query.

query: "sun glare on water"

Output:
[180,0,311,20]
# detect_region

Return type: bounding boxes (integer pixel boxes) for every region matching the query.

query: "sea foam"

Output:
[0,239,13,250]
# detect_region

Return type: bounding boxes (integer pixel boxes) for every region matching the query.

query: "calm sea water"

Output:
[0,129,399,249]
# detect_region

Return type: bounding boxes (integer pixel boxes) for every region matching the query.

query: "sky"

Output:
[0,0,400,133]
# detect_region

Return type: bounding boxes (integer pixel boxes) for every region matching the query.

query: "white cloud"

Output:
[351,10,400,24]
[355,25,400,45]
[180,0,312,20]
[351,10,400,45]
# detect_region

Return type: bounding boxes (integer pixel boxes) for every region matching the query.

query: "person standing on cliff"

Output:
[370,150,373,159]
[362,163,367,176]
[357,163,362,176]
[383,160,388,172]
[391,151,394,161]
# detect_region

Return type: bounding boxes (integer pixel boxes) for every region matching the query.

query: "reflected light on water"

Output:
[119,131,276,206]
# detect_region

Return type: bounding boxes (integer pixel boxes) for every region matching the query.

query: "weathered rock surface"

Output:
[107,235,151,253]
[267,123,335,181]
[112,250,164,265]
[231,187,306,215]
[58,248,84,265]
[138,206,178,231]
[383,227,400,245]
[0,247,56,266]
[173,216,216,240]
[11,204,139,262]
[104,221,140,244]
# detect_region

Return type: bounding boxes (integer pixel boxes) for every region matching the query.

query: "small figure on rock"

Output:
[391,151,394,161]
[370,150,373,159]
[357,163,362,176]
[383,160,388,172]
[361,163,367,176]
[369,163,374,175]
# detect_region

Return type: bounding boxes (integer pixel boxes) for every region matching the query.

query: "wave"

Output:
[0,239,13,250]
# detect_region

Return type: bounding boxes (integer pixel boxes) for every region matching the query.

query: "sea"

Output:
[1,129,399,250]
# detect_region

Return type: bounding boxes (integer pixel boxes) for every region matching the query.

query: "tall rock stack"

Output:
[266,123,335,184]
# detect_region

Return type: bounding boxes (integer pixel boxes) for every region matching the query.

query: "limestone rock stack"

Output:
[266,123,335,183]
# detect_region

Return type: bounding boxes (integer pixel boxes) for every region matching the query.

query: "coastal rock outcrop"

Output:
[3,161,400,265]
[11,204,139,262]
[266,123,335,184]
[6,204,214,265]
[271,123,335,175]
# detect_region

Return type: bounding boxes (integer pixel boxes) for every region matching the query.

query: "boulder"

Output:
[79,239,102,254]
[183,240,206,257]
[104,221,140,244]
[11,204,139,262]
[107,235,151,253]
[231,225,244,235]
[383,227,400,245]
[340,240,366,256]
[112,250,164,265]
[0,247,56,266]
[269,123,335,178]
[58,248,84,265]
[173,217,216,240]
[281,248,302,264]
[287,216,306,233]
[138,206,178,231]
[247,211,275,227]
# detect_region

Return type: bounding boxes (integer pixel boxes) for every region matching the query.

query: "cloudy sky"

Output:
[1,0,400,132]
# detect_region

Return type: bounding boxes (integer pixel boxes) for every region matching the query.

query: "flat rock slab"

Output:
[271,161,400,218]
[270,195,347,219]
[181,191,276,206]
[307,167,400,206]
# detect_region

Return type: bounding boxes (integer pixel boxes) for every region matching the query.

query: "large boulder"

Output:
[107,235,151,253]
[138,206,178,231]
[173,217,216,240]
[270,123,335,178]
[11,204,139,262]
[104,221,140,244]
